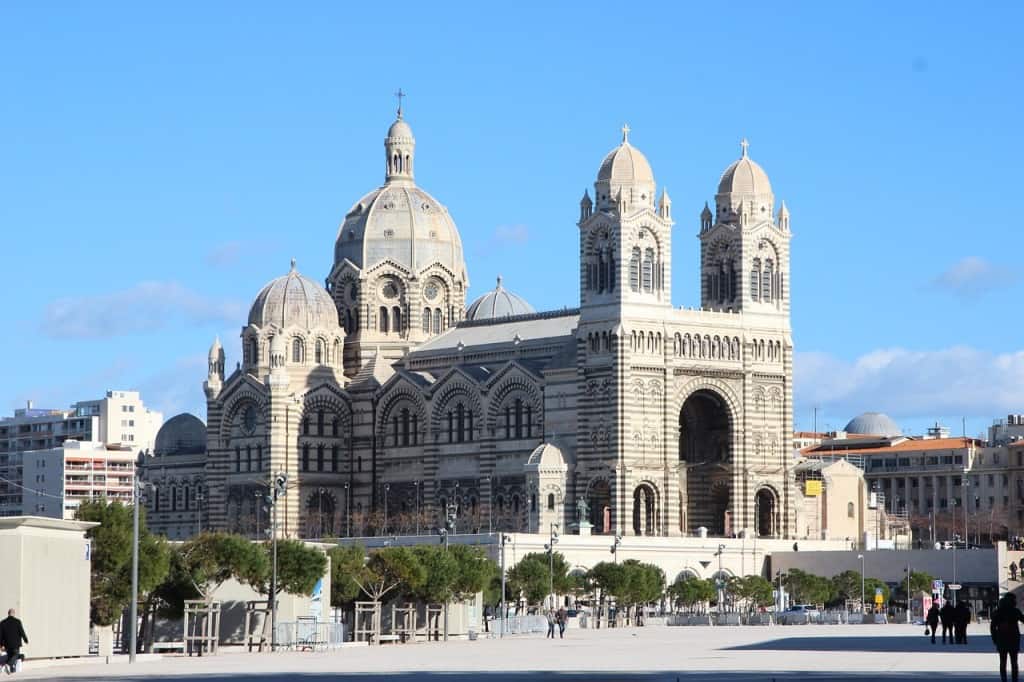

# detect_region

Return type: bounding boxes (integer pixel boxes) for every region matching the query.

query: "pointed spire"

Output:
[700,200,711,217]
[581,189,592,205]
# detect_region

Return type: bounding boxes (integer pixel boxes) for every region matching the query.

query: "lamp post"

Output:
[544,523,560,610]
[413,481,420,535]
[343,482,351,538]
[129,450,147,664]
[270,472,288,651]
[776,570,787,616]
[254,490,264,539]
[952,533,959,606]
[318,487,325,539]
[383,483,390,535]
[196,486,204,537]
[716,544,726,613]
[611,533,622,564]
[442,502,457,641]
[500,534,510,638]
[857,553,866,616]
[485,475,492,533]
[904,563,912,623]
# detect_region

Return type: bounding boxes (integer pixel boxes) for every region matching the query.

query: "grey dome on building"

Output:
[154,413,206,455]
[844,412,902,437]
[465,276,535,321]
[248,259,338,331]
[717,140,773,197]
[333,114,467,280]
[594,125,656,211]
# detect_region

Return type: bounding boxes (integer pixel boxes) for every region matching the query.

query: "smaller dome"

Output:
[717,139,773,196]
[208,336,222,360]
[154,413,206,456]
[526,442,567,472]
[387,117,413,140]
[465,276,535,321]
[248,259,339,331]
[844,412,902,437]
[597,125,655,192]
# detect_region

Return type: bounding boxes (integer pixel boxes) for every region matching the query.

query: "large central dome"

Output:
[333,113,467,281]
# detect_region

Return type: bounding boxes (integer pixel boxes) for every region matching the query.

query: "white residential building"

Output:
[21,440,137,520]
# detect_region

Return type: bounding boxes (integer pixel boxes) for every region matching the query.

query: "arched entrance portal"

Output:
[755,488,778,538]
[587,479,611,534]
[679,389,732,535]
[632,484,657,536]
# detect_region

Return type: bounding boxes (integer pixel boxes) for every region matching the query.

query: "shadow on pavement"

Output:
[726,635,993,654]
[41,673,1000,682]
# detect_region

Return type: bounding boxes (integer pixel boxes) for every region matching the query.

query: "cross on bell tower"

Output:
[394,88,406,118]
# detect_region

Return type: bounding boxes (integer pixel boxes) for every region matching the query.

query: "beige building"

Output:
[21,440,136,520]
[0,517,96,658]
[0,390,161,516]
[802,413,1024,543]
[204,109,796,542]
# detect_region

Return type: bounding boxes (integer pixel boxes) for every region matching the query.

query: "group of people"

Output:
[545,607,568,639]
[925,600,972,644]
[0,609,28,674]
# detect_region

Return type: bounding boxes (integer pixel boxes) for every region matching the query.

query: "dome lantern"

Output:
[594,124,656,213]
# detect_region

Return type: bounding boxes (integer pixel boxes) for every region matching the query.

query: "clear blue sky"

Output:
[1,2,1021,438]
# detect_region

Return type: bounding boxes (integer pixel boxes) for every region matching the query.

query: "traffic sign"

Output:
[948,583,962,591]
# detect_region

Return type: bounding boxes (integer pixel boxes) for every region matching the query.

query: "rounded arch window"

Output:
[292,338,304,363]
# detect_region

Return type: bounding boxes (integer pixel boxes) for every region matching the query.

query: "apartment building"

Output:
[21,440,136,520]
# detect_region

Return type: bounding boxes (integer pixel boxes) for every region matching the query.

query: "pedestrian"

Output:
[940,600,956,644]
[483,604,491,634]
[0,608,28,674]
[992,593,1024,682]
[545,608,555,639]
[926,603,940,644]
[557,607,567,639]
[955,601,972,644]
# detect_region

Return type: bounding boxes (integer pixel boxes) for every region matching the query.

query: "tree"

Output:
[830,570,863,603]
[507,552,570,607]
[908,570,935,595]
[179,532,269,601]
[327,545,366,608]
[448,545,496,601]
[354,546,425,603]
[730,575,773,612]
[668,575,715,613]
[266,539,329,597]
[784,569,833,606]
[76,500,170,627]
[411,546,458,604]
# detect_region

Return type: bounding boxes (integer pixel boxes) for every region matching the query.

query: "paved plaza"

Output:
[15,624,1007,681]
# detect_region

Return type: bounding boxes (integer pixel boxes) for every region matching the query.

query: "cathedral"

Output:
[203,106,795,541]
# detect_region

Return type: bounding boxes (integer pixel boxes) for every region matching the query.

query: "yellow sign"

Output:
[874,593,884,604]
[804,480,822,497]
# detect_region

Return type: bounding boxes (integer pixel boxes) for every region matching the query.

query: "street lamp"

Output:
[270,472,288,651]
[544,523,560,610]
[383,483,390,535]
[441,502,457,641]
[413,481,421,535]
[904,563,912,623]
[343,482,351,538]
[196,486,204,537]
[611,533,622,564]
[129,450,151,663]
[499,534,510,638]
[484,475,492,533]
[318,487,326,539]
[716,544,726,613]
[857,553,865,617]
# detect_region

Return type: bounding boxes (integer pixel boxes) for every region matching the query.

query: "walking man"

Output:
[940,600,955,644]
[556,606,567,639]
[926,602,940,644]
[0,609,28,674]
[955,601,971,644]
[545,608,556,639]
[992,593,1024,682]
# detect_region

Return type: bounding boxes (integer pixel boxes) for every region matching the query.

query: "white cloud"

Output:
[491,224,530,246]
[40,281,245,339]
[930,256,1018,298]
[205,241,243,267]
[795,346,1024,425]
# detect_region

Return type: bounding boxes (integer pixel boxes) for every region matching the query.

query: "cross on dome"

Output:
[395,88,406,118]
[290,257,297,271]
[740,138,750,158]
[621,123,631,143]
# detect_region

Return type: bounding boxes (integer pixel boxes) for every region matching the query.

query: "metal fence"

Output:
[274,621,346,650]
[495,615,548,635]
